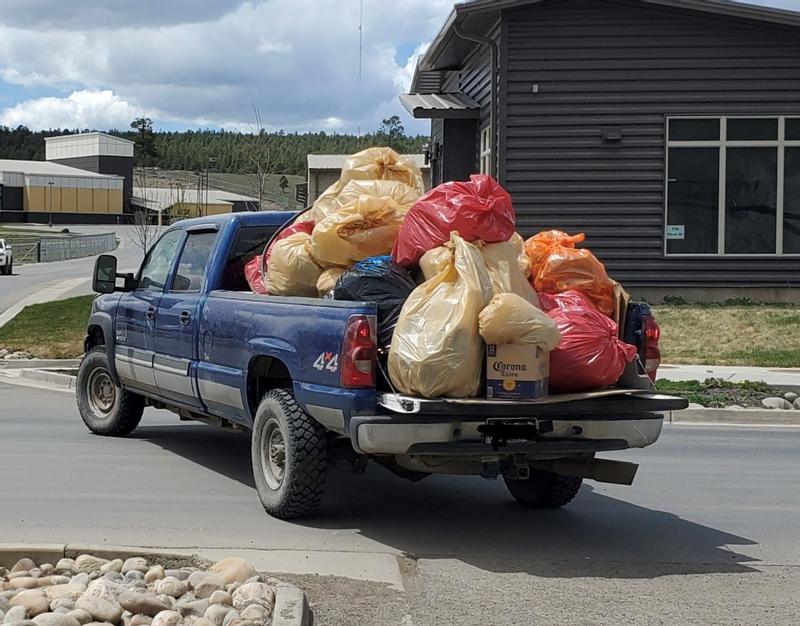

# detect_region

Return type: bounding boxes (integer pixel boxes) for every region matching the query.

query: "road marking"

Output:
[0,277,89,328]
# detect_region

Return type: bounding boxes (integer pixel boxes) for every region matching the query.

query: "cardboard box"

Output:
[486,343,549,400]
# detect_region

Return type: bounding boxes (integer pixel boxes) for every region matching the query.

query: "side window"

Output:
[172,231,218,292]
[138,230,183,292]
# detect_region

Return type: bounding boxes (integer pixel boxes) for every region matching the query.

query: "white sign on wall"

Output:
[666,225,685,240]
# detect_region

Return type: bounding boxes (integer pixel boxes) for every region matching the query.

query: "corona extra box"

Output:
[486,343,549,400]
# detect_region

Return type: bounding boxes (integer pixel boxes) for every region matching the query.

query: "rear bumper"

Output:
[350,413,664,456]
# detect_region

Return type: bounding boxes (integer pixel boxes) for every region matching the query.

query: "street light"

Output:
[47,180,54,227]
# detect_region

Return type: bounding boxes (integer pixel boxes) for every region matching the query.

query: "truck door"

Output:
[114,229,183,395]
[153,228,219,408]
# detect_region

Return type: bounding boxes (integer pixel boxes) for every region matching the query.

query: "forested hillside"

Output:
[0,117,427,176]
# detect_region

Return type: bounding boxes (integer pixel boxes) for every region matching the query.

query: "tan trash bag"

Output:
[419,245,452,281]
[334,179,421,213]
[479,293,562,349]
[307,147,425,222]
[317,267,345,297]
[265,233,323,297]
[481,235,540,307]
[388,233,493,399]
[311,195,406,268]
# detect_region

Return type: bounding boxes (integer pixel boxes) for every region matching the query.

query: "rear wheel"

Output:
[505,469,583,509]
[77,346,145,436]
[251,388,327,519]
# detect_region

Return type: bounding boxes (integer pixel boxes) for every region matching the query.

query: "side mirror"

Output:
[93,255,118,294]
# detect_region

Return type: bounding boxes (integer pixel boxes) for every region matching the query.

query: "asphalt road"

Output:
[0,224,148,316]
[1,382,798,625]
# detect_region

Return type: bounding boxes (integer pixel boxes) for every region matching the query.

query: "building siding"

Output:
[51,155,133,213]
[502,0,800,287]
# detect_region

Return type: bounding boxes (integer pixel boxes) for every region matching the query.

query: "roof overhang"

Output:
[412,0,800,91]
[399,92,481,119]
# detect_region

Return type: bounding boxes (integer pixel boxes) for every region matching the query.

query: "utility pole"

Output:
[47,180,54,227]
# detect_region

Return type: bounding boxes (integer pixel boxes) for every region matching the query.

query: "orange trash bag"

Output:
[525,230,615,316]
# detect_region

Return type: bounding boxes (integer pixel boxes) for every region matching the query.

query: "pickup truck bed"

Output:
[78,212,687,520]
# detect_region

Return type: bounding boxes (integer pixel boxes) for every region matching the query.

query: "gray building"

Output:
[401,0,800,302]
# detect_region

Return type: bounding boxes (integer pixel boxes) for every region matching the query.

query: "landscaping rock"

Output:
[120,563,147,578]
[204,594,229,609]
[53,564,75,578]
[152,600,172,612]
[118,594,169,619]
[38,569,52,579]
[237,606,268,624]
[10,581,40,591]
[129,616,152,626]
[49,599,75,613]
[45,585,85,602]
[762,397,793,410]
[149,611,183,626]
[121,574,142,586]
[783,392,798,402]
[201,606,229,626]
[192,619,213,626]
[69,579,88,591]
[10,592,49,617]
[190,579,223,603]
[45,581,68,590]
[6,620,37,626]
[230,584,273,613]
[5,606,29,622]
[205,562,254,588]
[32,612,80,626]
[142,571,162,587]
[83,581,122,606]
[65,611,91,626]
[794,398,800,410]
[74,559,108,576]
[220,612,239,626]
[98,565,120,578]
[174,601,206,620]
[151,582,184,603]
[687,402,704,410]
[11,562,35,575]
[74,597,121,625]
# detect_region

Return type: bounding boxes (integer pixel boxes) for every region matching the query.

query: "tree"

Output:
[377,115,406,148]
[131,209,156,255]
[130,117,159,166]
[278,175,289,194]
[242,105,273,211]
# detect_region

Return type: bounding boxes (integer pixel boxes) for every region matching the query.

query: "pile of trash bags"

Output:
[243,146,640,399]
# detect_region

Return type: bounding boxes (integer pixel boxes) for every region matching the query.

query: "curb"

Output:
[670,408,800,425]
[0,358,81,370]
[0,544,310,626]
[20,368,77,390]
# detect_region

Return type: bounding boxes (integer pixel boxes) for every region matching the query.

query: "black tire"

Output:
[251,388,327,519]
[77,346,145,436]
[505,469,583,509]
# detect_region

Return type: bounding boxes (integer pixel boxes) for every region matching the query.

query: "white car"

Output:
[0,239,12,275]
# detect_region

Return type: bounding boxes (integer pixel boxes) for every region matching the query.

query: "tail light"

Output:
[642,315,661,381]
[341,315,376,388]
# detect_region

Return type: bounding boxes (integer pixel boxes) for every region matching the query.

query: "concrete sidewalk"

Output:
[657,364,800,388]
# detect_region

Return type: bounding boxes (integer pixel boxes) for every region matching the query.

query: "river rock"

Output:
[230,584,272,613]
[121,573,142,585]
[0,598,9,613]
[10,580,40,591]
[129,616,151,626]
[206,562,254,588]
[49,600,75,613]
[66,610,91,626]
[46,579,70,588]
[118,594,169,619]
[238,606,268,624]
[174,601,206,620]
[219,612,238,626]
[10,592,49,617]
[101,575,122,586]
[11,560,36,574]
[783,391,798,402]
[192,619,213,626]
[53,562,75,577]
[45,585,86,602]
[153,581,185,601]
[161,574,187,584]
[142,570,163,587]
[32,613,80,626]
[84,622,116,626]
[150,611,182,626]
[98,564,121,577]
[5,606,29,622]
[38,567,53,578]
[762,397,792,410]
[191,578,223,602]
[74,598,121,625]
[201,606,228,626]
[8,573,32,581]
[794,398,800,410]
[204,593,229,609]
[69,577,89,590]
[119,562,146,578]
[74,559,108,576]
[152,599,172,612]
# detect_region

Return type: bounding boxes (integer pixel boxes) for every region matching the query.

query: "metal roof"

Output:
[307,153,429,170]
[399,93,481,119]
[413,0,800,90]
[44,131,134,145]
[132,186,258,212]
[0,159,122,178]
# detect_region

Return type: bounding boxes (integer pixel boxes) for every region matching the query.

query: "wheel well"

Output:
[85,325,106,352]
[247,356,292,417]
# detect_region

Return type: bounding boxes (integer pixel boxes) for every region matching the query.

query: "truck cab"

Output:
[78,212,686,519]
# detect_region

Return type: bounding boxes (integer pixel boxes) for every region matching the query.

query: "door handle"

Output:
[179,310,192,326]
[146,306,156,321]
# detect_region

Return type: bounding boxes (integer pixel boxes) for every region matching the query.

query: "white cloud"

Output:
[394,42,430,92]
[0,0,453,133]
[0,90,144,130]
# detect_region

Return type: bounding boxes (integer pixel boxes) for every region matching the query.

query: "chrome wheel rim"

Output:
[87,368,116,418]
[261,418,286,490]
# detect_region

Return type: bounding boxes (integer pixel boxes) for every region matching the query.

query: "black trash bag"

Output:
[334,255,417,350]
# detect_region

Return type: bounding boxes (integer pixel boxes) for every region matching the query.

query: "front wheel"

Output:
[251,389,327,519]
[505,469,583,509]
[77,347,145,436]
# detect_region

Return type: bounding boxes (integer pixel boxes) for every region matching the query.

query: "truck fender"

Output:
[84,311,120,383]
[247,337,299,380]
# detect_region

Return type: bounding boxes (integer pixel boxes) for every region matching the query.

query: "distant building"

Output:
[132,186,261,221]
[306,154,431,206]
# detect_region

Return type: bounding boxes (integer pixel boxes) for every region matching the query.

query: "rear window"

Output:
[217,225,281,291]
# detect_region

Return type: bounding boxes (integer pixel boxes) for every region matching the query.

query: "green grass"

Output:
[652,305,800,368]
[0,295,93,359]
[655,378,780,407]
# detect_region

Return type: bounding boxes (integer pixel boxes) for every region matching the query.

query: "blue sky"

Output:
[0,0,796,136]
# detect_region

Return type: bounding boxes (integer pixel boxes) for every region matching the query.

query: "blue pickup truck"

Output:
[77,212,686,519]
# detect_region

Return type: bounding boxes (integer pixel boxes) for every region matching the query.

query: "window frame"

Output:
[665,115,800,257]
[479,124,492,175]
[169,229,219,294]
[136,229,185,293]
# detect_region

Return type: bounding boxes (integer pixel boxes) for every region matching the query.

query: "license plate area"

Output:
[478,418,554,450]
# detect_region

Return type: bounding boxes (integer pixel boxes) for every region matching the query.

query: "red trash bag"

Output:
[538,290,595,313]
[243,220,315,295]
[264,220,315,266]
[547,305,638,393]
[244,255,267,294]
[392,174,515,267]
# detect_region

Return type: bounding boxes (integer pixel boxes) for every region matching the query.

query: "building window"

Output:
[479,125,492,175]
[666,116,800,255]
